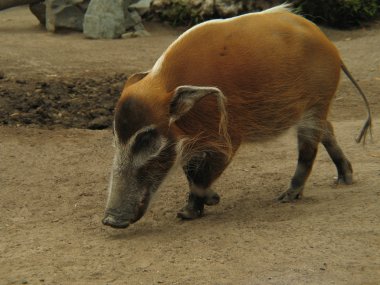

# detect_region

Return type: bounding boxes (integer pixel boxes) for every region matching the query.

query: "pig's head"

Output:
[102,72,229,228]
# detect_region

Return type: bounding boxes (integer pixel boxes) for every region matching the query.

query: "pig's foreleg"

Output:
[177,151,227,219]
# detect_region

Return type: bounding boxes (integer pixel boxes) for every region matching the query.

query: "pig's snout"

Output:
[102,214,130,229]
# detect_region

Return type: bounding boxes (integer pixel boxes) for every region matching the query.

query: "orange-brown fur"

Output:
[119,8,343,160]
[102,5,373,227]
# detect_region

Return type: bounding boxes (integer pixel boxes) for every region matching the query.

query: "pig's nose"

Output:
[102,215,130,229]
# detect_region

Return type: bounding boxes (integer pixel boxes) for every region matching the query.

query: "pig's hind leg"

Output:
[177,151,228,220]
[321,121,353,185]
[278,119,323,202]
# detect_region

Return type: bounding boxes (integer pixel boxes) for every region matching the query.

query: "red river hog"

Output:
[102,4,372,228]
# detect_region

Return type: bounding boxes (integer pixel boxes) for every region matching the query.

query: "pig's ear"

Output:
[124,72,149,88]
[169,85,227,125]
[169,85,231,156]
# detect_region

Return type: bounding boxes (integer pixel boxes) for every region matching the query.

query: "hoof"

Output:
[335,174,353,185]
[102,215,130,229]
[177,206,203,220]
[177,192,205,220]
[204,191,220,206]
[278,188,303,203]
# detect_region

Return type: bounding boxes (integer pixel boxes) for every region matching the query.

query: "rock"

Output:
[124,9,142,31]
[16,79,27,84]
[89,107,110,118]
[83,0,126,39]
[88,116,111,130]
[45,0,90,32]
[29,2,46,25]
[121,29,150,38]
[30,0,149,37]
[0,71,5,80]
[129,0,152,15]
[0,0,41,11]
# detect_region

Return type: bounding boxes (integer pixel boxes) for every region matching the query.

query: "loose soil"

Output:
[1,6,380,285]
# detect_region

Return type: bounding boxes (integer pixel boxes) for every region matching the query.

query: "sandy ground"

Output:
[1,6,380,285]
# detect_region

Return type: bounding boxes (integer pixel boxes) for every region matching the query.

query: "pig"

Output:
[102,4,372,228]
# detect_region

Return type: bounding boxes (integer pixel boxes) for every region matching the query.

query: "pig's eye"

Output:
[131,128,160,155]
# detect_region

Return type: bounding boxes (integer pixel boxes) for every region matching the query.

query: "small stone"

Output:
[0,71,5,79]
[21,279,28,284]
[16,79,27,84]
[36,81,49,88]
[121,32,134,38]
[89,108,109,118]
[122,29,150,38]
[88,116,111,129]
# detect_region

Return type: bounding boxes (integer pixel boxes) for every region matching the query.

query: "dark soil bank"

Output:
[0,74,127,129]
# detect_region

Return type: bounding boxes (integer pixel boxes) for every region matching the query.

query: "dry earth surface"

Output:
[1,6,380,285]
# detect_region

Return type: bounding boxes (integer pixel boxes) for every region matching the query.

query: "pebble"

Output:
[122,30,151,38]
[88,116,111,130]
[16,79,27,84]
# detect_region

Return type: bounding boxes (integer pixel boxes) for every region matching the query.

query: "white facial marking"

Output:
[113,124,168,169]
[107,124,168,208]
[132,135,168,168]
[106,154,118,209]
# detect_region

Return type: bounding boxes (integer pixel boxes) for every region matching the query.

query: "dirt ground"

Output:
[1,6,380,285]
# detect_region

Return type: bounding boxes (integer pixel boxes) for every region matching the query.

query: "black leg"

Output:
[321,121,353,184]
[177,151,228,219]
[278,125,321,202]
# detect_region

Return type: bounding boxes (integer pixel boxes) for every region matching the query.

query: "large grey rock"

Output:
[0,0,41,11]
[29,0,149,38]
[45,0,90,32]
[29,2,46,25]
[124,9,142,30]
[83,0,127,39]
[129,0,152,15]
